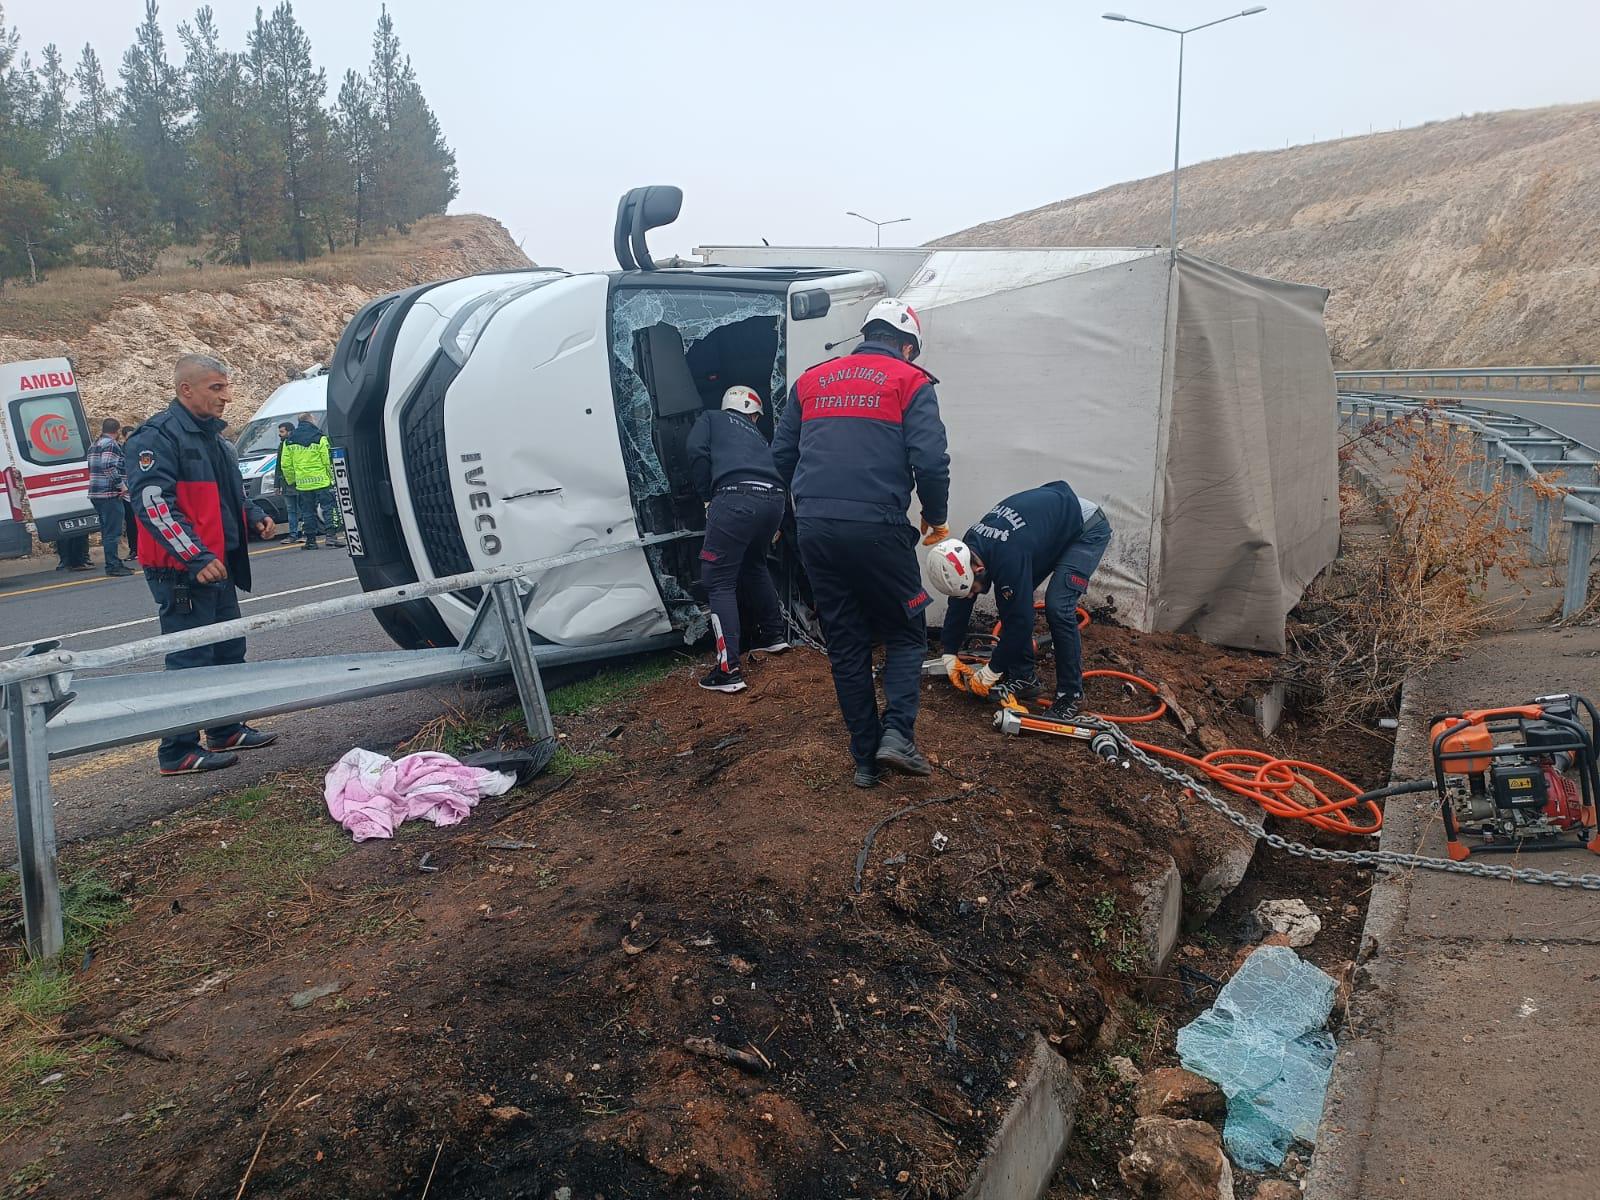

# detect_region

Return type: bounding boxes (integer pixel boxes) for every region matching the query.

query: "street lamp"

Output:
[1103,7,1266,254]
[845,211,911,247]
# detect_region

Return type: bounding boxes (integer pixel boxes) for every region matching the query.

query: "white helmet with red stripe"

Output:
[927,537,978,599]
[861,298,924,359]
[721,385,762,415]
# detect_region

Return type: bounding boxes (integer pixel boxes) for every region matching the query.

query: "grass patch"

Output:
[0,870,132,1126]
[216,785,272,822]
[547,655,677,716]
[550,746,615,775]
[187,798,348,905]
[1087,892,1141,975]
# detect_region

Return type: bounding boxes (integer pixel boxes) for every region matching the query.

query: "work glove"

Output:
[966,664,1001,697]
[920,517,950,546]
[942,654,972,691]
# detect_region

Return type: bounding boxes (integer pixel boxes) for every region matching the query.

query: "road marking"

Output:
[0,541,307,599]
[0,577,359,653]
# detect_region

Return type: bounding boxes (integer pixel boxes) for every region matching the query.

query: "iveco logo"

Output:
[460,452,502,556]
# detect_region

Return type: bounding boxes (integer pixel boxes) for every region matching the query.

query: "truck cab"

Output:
[328,187,882,651]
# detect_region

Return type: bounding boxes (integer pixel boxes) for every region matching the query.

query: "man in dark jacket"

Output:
[87,416,133,576]
[273,421,298,540]
[684,385,790,693]
[125,354,278,774]
[927,481,1113,720]
[773,299,951,787]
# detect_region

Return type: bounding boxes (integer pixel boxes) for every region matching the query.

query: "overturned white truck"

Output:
[328,187,1337,661]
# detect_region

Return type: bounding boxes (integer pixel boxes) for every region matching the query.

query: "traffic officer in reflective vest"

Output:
[125,354,279,775]
[686,384,791,694]
[927,481,1113,720]
[773,299,951,787]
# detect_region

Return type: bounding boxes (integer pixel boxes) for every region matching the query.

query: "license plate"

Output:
[330,447,364,557]
[58,514,97,532]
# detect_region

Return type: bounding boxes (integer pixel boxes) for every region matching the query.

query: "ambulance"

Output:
[1,358,100,558]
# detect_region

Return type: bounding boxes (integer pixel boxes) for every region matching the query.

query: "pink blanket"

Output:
[323,748,516,841]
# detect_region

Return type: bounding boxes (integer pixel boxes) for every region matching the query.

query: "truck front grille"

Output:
[398,354,480,604]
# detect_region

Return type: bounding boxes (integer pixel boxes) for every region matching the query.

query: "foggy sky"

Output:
[8,0,1600,269]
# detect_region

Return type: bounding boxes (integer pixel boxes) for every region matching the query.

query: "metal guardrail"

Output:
[2,532,694,958]
[1337,392,1600,618]
[1336,366,1600,393]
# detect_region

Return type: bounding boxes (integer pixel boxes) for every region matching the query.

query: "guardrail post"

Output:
[1532,494,1551,559]
[5,677,64,958]
[1480,439,1501,492]
[489,580,555,744]
[1563,516,1595,619]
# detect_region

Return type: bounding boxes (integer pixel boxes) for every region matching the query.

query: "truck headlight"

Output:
[441,273,565,367]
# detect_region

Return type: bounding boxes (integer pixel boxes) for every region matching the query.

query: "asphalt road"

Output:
[1,538,503,846]
[1404,388,1600,449]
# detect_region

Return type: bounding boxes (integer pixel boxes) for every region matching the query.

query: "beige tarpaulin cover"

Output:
[696,244,1338,652]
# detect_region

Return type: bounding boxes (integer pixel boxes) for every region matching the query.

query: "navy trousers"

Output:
[1042,515,1113,699]
[796,517,929,770]
[145,573,247,766]
[700,487,786,670]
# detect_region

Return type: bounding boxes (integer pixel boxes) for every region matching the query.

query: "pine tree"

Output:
[334,68,376,247]
[0,165,66,284]
[364,5,456,232]
[182,6,281,266]
[36,43,70,159]
[70,42,165,279]
[120,0,194,237]
[247,1,330,262]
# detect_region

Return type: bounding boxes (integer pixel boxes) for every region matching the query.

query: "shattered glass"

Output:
[1176,945,1337,1171]
[607,287,787,638]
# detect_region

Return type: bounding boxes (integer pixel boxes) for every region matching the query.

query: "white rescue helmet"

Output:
[721,385,762,416]
[927,537,978,599]
[861,298,924,360]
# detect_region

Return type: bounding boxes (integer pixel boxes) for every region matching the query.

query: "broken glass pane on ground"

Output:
[1176,944,1337,1170]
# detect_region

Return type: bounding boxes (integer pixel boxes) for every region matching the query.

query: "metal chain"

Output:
[1082,717,1600,891]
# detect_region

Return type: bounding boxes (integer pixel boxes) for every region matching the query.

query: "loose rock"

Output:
[1133,1067,1227,1121]
[1109,1054,1143,1085]
[288,981,343,1010]
[1248,899,1321,948]
[1119,1116,1235,1200]
[1254,1182,1300,1200]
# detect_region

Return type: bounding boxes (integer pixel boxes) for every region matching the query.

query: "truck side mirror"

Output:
[613,186,684,272]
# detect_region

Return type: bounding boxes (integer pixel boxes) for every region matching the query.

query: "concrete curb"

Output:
[961,1034,1082,1200]
[1302,673,1430,1200]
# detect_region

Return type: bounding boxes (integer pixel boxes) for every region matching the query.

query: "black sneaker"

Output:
[1040,694,1083,722]
[208,727,279,752]
[749,634,791,654]
[875,729,932,776]
[303,540,318,550]
[159,749,239,775]
[699,666,748,693]
[105,565,134,577]
[853,765,881,788]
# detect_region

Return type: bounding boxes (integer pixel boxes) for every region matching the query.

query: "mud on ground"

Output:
[0,620,1390,1199]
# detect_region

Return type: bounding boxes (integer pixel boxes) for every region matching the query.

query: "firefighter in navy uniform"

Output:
[927,481,1113,720]
[125,354,279,775]
[773,299,952,788]
[685,385,791,693]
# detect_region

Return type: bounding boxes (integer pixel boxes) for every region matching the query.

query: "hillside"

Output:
[938,102,1600,368]
[0,214,531,429]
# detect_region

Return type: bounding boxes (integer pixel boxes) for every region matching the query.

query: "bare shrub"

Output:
[1293,417,1526,725]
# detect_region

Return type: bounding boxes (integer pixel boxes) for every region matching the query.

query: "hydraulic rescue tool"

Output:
[1428,695,1600,860]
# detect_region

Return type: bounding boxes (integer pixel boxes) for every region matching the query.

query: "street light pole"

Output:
[1103,7,1266,255]
[845,211,911,247]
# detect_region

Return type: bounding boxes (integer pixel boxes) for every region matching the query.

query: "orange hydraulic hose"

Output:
[977,605,1382,835]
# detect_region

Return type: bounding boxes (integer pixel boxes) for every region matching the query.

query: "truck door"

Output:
[0,358,100,542]
[782,271,887,390]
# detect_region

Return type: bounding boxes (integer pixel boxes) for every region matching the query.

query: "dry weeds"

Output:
[1293,415,1525,725]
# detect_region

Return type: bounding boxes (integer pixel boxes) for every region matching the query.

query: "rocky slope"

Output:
[0,214,531,429]
[937,102,1600,368]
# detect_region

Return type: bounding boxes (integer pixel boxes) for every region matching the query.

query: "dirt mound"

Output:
[937,102,1600,368]
[0,622,1388,1199]
[0,214,530,431]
